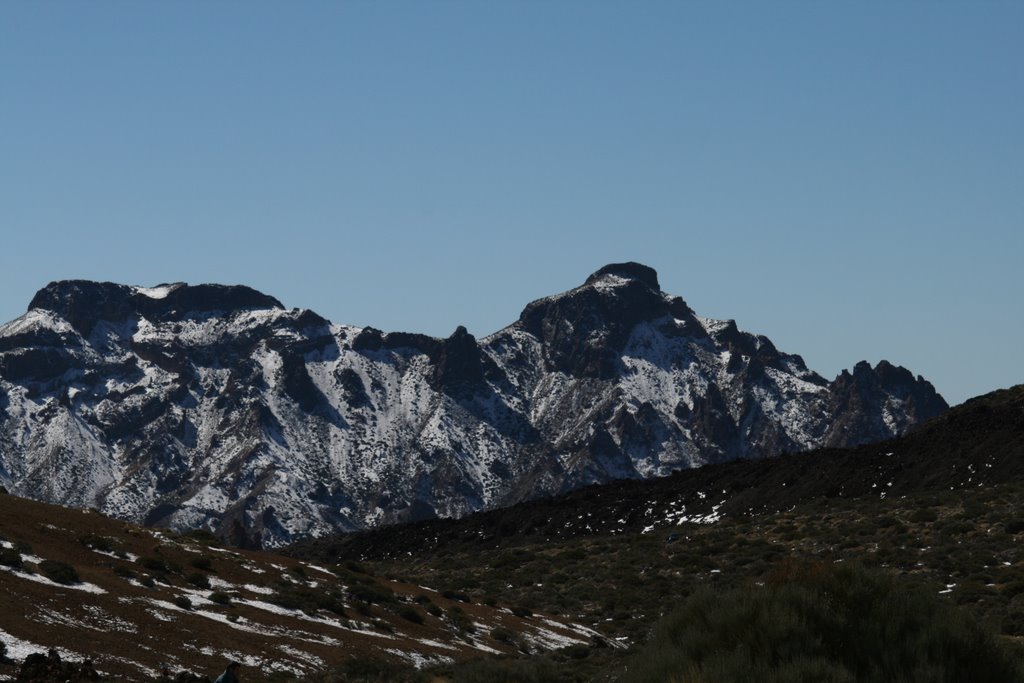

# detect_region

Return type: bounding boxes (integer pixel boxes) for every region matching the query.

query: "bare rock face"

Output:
[0,267,947,547]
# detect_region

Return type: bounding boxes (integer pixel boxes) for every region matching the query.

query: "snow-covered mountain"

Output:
[0,263,947,547]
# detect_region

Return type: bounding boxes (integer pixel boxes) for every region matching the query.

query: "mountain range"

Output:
[288,384,1023,562]
[0,263,947,547]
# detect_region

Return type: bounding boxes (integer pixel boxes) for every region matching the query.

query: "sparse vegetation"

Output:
[398,606,424,624]
[189,555,214,571]
[78,533,115,552]
[138,556,172,574]
[624,562,1024,683]
[269,585,348,617]
[112,564,136,580]
[489,626,514,643]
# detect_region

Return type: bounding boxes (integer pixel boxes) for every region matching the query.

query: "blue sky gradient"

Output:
[2,2,1021,405]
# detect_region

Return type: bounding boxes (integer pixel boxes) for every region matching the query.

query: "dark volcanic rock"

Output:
[28,280,283,335]
[430,326,487,398]
[518,263,679,378]
[825,360,948,447]
[28,281,138,336]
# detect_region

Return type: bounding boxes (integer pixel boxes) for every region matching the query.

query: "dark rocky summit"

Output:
[0,266,947,546]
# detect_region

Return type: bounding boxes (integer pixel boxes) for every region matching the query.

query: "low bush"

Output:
[184,529,219,544]
[320,655,428,683]
[189,555,213,571]
[446,605,475,633]
[624,562,1024,683]
[78,533,115,552]
[186,572,211,589]
[39,560,79,585]
[490,626,514,643]
[209,592,232,606]
[173,596,192,610]
[270,586,347,617]
[112,565,136,580]
[138,556,171,573]
[442,589,472,603]
[450,657,567,683]
[349,582,396,604]
[398,606,424,624]
[0,547,22,569]
[909,508,939,523]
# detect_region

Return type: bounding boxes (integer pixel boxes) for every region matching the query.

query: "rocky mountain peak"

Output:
[28,281,138,335]
[825,360,948,447]
[583,261,661,290]
[28,280,284,335]
[516,262,680,378]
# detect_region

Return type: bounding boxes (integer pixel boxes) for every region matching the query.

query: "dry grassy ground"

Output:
[0,494,601,681]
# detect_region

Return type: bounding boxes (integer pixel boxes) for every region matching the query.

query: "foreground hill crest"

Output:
[0,263,946,546]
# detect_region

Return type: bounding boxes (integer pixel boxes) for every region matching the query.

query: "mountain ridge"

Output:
[0,263,947,547]
[286,383,1022,562]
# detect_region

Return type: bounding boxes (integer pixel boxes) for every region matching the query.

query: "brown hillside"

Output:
[0,494,603,681]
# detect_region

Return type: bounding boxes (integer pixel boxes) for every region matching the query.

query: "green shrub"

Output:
[140,575,156,588]
[138,556,171,573]
[112,565,136,580]
[560,644,590,660]
[624,563,1024,683]
[78,533,115,552]
[442,589,472,603]
[349,582,396,604]
[0,547,22,569]
[39,560,79,585]
[328,655,426,682]
[269,586,347,617]
[371,618,394,633]
[909,508,939,523]
[173,595,192,610]
[189,555,213,571]
[184,529,219,544]
[186,572,211,589]
[209,592,232,606]
[344,560,369,574]
[447,605,475,633]
[398,606,424,624]
[451,657,565,683]
[490,626,514,643]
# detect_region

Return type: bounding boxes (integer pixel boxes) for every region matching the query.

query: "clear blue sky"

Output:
[2,2,1021,405]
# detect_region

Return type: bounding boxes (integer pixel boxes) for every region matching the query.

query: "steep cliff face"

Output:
[0,264,947,547]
